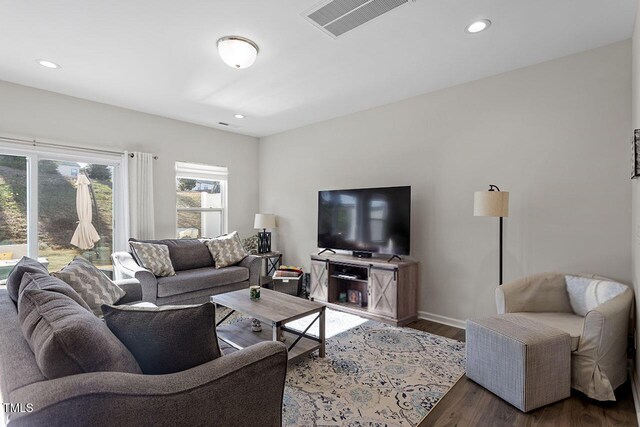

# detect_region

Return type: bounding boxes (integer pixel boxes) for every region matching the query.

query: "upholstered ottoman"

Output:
[466,314,571,412]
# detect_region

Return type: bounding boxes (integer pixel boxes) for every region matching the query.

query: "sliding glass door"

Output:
[0,154,28,276]
[37,159,115,272]
[0,145,125,281]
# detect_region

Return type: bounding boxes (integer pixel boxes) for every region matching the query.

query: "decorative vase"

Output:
[250,285,261,300]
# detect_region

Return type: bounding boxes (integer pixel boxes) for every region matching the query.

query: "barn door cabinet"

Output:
[310,253,418,326]
[369,267,398,319]
[309,259,329,302]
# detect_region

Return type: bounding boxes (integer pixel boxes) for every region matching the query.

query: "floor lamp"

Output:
[474,185,509,285]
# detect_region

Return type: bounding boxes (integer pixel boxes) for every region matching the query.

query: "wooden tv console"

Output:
[309,252,418,326]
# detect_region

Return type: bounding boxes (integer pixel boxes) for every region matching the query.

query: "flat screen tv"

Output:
[318,186,411,256]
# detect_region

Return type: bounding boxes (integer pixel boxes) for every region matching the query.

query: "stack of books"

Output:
[273,265,303,279]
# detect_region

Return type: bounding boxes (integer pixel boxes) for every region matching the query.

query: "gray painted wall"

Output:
[259,41,632,323]
[0,40,632,327]
[0,80,259,240]
[631,0,640,395]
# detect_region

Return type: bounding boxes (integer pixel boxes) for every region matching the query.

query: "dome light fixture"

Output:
[234,114,245,119]
[36,59,61,69]
[466,19,491,34]
[217,36,259,69]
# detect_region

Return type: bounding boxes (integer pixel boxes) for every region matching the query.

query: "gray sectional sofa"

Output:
[0,271,287,426]
[112,238,262,306]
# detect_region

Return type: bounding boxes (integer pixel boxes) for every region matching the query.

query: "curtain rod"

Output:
[0,135,157,159]
[129,153,158,160]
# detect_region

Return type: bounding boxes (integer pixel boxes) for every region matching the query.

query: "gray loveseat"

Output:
[0,278,288,426]
[112,238,262,306]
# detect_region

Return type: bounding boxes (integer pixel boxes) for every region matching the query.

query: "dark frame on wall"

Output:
[633,129,640,179]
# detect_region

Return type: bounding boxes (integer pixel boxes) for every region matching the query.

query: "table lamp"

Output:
[474,185,509,285]
[254,213,276,253]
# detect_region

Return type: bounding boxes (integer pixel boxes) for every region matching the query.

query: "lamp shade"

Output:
[254,213,276,229]
[474,191,509,217]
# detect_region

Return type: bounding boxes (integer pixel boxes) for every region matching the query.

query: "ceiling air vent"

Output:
[305,0,409,38]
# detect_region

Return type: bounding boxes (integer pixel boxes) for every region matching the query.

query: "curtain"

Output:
[128,152,155,239]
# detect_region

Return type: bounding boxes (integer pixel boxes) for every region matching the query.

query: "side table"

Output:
[254,251,282,286]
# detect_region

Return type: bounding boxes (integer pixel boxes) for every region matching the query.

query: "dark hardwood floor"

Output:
[407,319,638,427]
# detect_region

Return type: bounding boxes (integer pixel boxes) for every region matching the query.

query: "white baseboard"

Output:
[417,311,466,330]
[630,368,640,425]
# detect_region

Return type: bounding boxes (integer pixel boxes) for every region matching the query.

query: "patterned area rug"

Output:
[216,308,466,427]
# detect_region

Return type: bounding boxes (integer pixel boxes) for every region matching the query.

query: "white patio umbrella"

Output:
[70,174,100,250]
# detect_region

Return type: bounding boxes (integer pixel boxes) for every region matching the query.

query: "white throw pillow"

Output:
[564,275,627,316]
[205,231,247,269]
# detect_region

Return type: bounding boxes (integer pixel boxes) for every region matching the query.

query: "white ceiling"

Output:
[0,0,636,137]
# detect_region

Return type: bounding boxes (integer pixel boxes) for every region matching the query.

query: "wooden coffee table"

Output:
[211,288,326,362]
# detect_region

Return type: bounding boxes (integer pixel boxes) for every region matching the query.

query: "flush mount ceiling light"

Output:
[234,114,245,119]
[36,59,61,69]
[466,19,491,34]
[217,36,259,69]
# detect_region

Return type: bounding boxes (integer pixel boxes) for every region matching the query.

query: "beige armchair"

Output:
[495,273,633,401]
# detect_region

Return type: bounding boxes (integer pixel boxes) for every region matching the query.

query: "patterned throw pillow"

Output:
[52,257,126,317]
[242,234,260,255]
[205,231,247,269]
[129,242,176,277]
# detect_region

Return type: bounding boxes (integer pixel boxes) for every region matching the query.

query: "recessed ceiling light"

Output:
[217,36,259,69]
[234,114,245,119]
[466,19,491,34]
[36,59,61,69]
